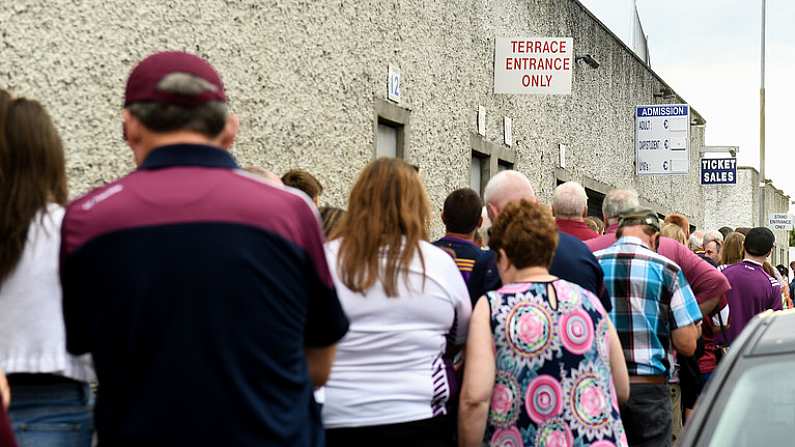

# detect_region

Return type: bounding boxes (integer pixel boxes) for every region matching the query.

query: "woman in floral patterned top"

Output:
[459,199,630,447]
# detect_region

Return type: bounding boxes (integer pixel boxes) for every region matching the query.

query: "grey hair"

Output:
[126,101,228,137]
[602,189,640,220]
[157,72,218,95]
[689,230,705,250]
[483,170,536,208]
[552,182,588,218]
[703,230,724,247]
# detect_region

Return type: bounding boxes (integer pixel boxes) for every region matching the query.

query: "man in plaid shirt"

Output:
[596,208,702,447]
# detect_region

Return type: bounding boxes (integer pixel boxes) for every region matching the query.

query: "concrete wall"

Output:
[703,168,755,230]
[1,0,708,235]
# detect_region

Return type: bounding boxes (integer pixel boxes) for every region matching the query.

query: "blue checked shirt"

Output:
[595,236,702,376]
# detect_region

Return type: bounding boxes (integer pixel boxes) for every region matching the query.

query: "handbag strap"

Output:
[715,304,728,346]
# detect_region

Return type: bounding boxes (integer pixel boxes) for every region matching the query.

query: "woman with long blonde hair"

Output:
[720,232,745,266]
[323,158,471,446]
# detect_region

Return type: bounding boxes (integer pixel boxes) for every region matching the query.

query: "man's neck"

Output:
[444,231,475,242]
[135,132,220,166]
[556,216,583,223]
[744,255,768,265]
[618,227,653,249]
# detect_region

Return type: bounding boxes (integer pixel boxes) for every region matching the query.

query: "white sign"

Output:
[494,37,574,95]
[387,65,400,103]
[768,213,793,231]
[635,104,690,175]
[504,117,512,146]
[477,106,486,136]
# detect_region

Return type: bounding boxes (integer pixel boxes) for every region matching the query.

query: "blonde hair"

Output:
[720,232,745,265]
[661,223,687,245]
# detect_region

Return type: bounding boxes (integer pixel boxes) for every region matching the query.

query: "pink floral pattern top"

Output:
[485,280,627,447]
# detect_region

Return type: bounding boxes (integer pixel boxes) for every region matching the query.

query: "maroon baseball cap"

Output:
[124,51,226,107]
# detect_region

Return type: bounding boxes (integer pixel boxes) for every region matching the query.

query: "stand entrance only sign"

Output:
[635,104,690,175]
[768,214,793,231]
[494,37,574,95]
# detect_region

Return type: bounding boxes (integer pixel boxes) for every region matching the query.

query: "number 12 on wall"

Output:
[388,65,401,103]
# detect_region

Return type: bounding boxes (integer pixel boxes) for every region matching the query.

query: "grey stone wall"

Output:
[703,168,755,230]
[1,0,708,235]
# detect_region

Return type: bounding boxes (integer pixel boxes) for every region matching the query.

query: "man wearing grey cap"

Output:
[595,208,702,447]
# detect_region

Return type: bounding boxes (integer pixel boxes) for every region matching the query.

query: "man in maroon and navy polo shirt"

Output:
[59,51,349,447]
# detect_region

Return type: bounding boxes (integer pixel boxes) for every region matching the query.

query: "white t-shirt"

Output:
[322,239,471,428]
[0,204,95,382]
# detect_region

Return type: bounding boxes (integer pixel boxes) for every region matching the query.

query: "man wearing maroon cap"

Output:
[60,51,349,446]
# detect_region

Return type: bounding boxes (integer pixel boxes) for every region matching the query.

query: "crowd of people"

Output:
[0,51,789,447]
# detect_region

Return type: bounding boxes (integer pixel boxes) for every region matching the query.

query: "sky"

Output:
[579,0,795,208]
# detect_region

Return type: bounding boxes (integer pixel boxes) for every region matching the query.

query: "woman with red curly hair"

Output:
[459,199,629,447]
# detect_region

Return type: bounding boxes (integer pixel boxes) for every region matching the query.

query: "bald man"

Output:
[480,170,610,311]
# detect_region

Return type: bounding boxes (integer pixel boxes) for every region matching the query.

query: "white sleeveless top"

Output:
[0,204,95,382]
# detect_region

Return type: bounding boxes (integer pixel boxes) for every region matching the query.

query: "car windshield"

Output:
[708,359,795,446]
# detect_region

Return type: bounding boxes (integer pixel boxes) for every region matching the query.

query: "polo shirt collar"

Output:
[615,236,650,249]
[743,258,764,267]
[440,235,478,247]
[140,144,238,170]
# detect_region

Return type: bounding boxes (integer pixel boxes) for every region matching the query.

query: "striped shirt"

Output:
[596,237,702,376]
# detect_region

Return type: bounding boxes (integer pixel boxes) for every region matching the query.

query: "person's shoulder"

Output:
[36,203,65,229]
[727,261,752,272]
[555,279,605,313]
[228,169,322,231]
[65,176,131,220]
[230,169,315,211]
[323,238,342,265]
[658,236,695,264]
[324,238,342,254]
[557,231,596,258]
[647,250,684,273]
[766,273,781,288]
[61,174,142,256]
[420,240,460,265]
[420,241,469,291]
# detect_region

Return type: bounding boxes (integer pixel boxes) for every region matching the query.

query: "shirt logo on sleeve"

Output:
[81,184,124,211]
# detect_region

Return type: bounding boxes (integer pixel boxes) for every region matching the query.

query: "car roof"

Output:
[748,309,795,356]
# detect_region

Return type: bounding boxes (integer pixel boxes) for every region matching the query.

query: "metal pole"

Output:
[759,0,766,228]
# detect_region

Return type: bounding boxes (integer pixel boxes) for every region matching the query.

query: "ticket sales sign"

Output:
[494,37,574,95]
[700,158,737,185]
[635,104,690,175]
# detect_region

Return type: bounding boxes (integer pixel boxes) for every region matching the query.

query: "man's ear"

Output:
[215,112,239,150]
[122,109,146,165]
[476,216,483,229]
[487,203,499,222]
[122,109,140,145]
[497,248,510,270]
